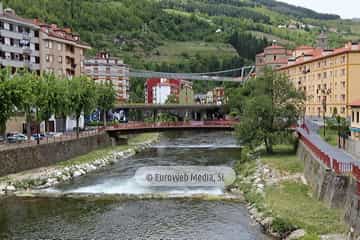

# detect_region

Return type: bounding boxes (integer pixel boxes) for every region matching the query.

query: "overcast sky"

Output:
[279,0,358,19]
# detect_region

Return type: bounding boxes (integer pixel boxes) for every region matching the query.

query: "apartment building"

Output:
[0,6,41,73]
[38,22,90,77]
[350,100,360,140]
[84,52,130,103]
[255,41,292,75]
[278,42,360,118]
[145,78,193,104]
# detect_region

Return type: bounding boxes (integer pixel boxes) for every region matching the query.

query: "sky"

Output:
[279,0,359,19]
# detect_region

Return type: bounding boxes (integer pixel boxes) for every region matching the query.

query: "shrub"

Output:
[271,217,296,237]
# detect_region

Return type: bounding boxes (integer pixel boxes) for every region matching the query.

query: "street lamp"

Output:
[321,87,331,137]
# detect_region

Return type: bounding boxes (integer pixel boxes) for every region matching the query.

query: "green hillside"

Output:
[2,0,360,99]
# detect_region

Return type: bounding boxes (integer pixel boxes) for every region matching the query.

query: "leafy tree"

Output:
[0,68,22,137]
[232,68,305,154]
[53,77,71,133]
[68,76,97,138]
[14,70,41,139]
[165,94,178,104]
[96,82,116,127]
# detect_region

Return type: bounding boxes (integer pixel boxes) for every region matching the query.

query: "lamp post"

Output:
[321,87,331,137]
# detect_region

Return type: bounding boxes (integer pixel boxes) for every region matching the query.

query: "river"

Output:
[0,131,270,240]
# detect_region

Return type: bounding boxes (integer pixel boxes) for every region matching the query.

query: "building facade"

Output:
[145,78,193,104]
[0,6,41,73]
[350,100,360,140]
[278,42,360,118]
[255,41,292,75]
[38,23,90,77]
[84,52,130,103]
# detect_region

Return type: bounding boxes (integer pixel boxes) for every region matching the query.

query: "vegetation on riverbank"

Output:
[234,144,347,239]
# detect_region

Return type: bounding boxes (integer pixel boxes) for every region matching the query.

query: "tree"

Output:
[165,94,178,104]
[53,77,71,133]
[68,76,97,138]
[232,68,305,154]
[96,82,116,127]
[0,68,22,137]
[14,70,41,139]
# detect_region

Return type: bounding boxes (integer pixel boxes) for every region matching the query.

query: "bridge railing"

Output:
[108,120,238,130]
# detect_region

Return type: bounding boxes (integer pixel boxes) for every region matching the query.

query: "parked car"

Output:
[7,133,28,143]
[0,136,5,143]
[46,132,63,138]
[31,133,46,141]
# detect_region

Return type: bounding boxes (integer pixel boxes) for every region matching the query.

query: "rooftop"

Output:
[0,8,39,28]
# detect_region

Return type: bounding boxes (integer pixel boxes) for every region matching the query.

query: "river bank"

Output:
[231,144,348,240]
[0,133,160,195]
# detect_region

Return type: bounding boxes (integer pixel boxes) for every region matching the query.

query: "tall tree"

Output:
[68,76,97,138]
[0,68,22,137]
[14,71,41,139]
[232,68,305,154]
[96,82,116,127]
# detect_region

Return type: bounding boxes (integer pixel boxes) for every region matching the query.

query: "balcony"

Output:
[0,44,23,54]
[0,59,26,68]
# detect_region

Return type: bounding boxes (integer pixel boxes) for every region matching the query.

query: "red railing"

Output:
[299,133,331,168]
[109,120,238,130]
[298,124,360,195]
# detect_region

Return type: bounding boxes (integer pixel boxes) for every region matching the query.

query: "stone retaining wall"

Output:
[297,141,360,236]
[0,133,112,177]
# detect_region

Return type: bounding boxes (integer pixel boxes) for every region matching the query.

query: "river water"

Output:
[0,131,270,240]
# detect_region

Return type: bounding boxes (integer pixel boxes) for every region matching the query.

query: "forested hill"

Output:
[2,0,359,98]
[2,0,357,68]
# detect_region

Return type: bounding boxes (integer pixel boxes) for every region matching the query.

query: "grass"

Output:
[261,145,304,174]
[58,133,159,167]
[235,144,347,237]
[265,181,347,235]
[319,127,338,147]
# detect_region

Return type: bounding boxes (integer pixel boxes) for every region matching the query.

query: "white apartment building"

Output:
[84,52,130,103]
[0,5,41,73]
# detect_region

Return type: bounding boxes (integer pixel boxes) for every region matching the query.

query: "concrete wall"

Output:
[297,141,360,235]
[0,133,112,177]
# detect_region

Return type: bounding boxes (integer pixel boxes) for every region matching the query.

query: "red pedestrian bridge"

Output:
[105,120,238,134]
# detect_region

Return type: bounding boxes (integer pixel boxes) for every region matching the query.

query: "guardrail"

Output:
[108,120,238,130]
[298,124,360,195]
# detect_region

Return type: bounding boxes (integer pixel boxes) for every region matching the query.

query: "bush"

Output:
[271,217,296,237]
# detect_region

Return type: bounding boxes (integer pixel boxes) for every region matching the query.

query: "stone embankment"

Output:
[0,134,160,195]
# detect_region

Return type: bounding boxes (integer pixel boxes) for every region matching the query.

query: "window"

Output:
[45,40,53,49]
[341,107,346,113]
[46,55,53,63]
[57,43,62,51]
[341,69,345,76]
[58,56,62,63]
[352,111,354,122]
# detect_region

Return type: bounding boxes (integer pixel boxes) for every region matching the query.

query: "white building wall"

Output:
[153,85,171,104]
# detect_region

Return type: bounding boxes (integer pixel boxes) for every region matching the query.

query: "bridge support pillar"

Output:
[153,110,158,122]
